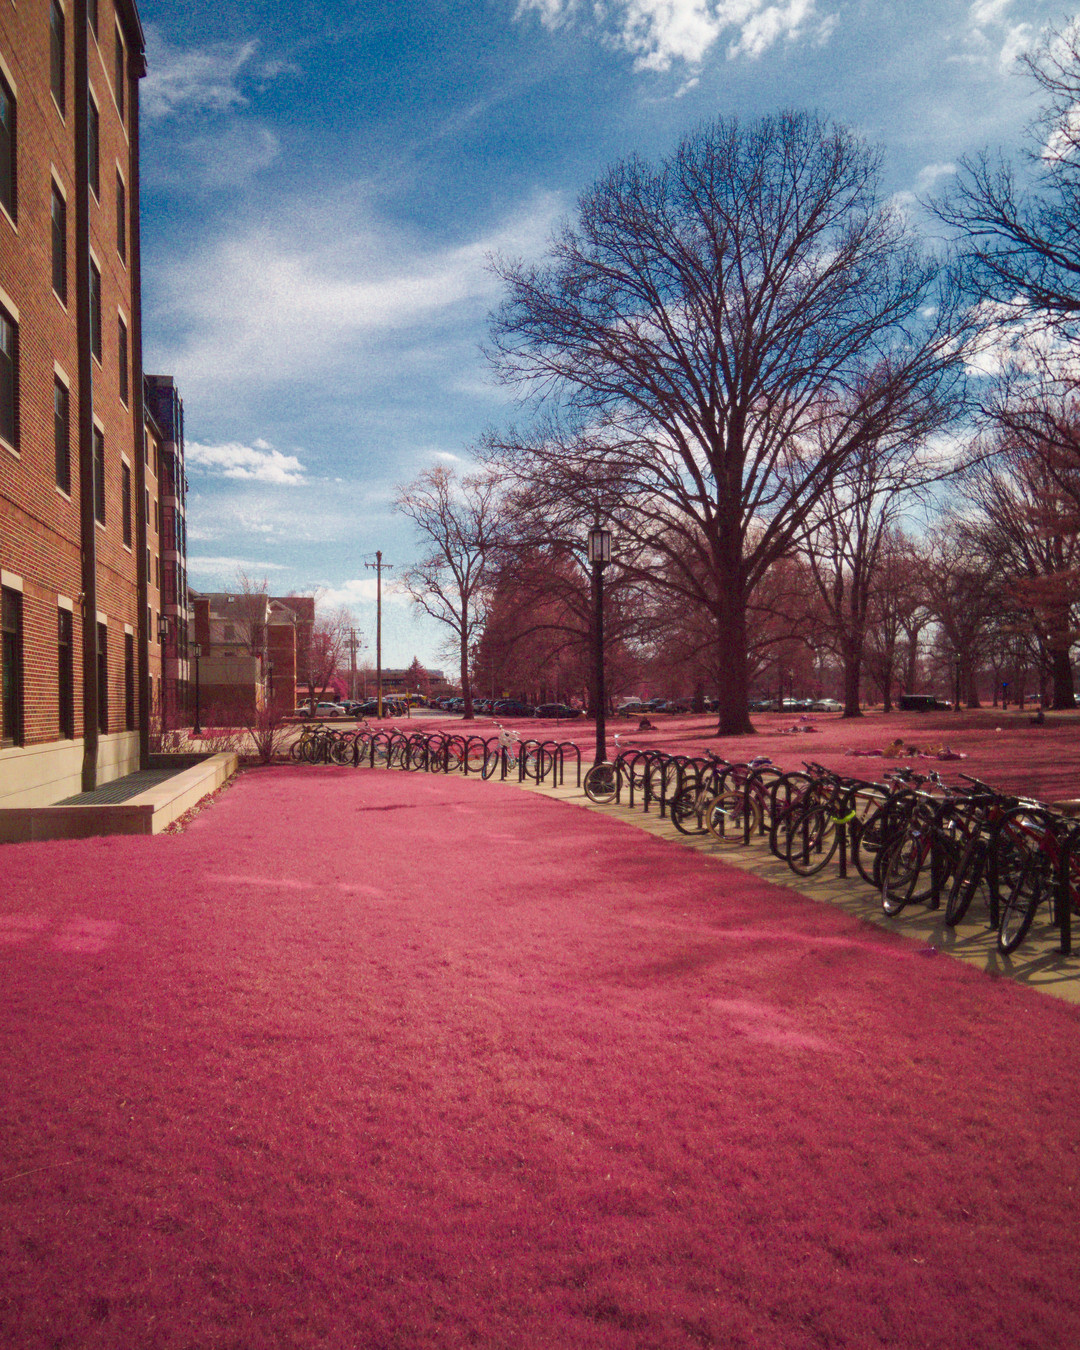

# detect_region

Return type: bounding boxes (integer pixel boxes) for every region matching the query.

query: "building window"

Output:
[118,315,128,404]
[114,26,125,122]
[88,94,99,199]
[97,623,108,733]
[146,546,151,584]
[124,632,134,730]
[121,460,132,546]
[88,0,98,40]
[115,170,126,261]
[54,377,70,492]
[1,587,23,747]
[51,1,66,114]
[93,426,105,524]
[0,72,14,222]
[90,261,101,361]
[0,305,15,450]
[51,183,67,302]
[58,608,74,738]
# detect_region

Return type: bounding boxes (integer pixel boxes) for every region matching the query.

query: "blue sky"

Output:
[136,0,1066,668]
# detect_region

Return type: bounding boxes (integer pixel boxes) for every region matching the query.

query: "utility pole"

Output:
[364,552,392,717]
[348,628,360,702]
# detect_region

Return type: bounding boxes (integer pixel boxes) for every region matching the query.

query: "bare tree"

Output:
[796,425,929,718]
[485,112,970,734]
[234,571,270,658]
[395,465,502,720]
[933,22,1080,326]
[959,438,1079,707]
[296,604,354,712]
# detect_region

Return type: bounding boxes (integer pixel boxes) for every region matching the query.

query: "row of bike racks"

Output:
[600,747,1080,956]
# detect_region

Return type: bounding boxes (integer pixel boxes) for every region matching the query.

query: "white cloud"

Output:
[965,0,1032,71]
[186,439,307,484]
[187,555,289,574]
[143,27,260,119]
[515,0,835,71]
[146,189,561,400]
[315,577,412,609]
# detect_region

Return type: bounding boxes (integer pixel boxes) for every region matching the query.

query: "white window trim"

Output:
[1,570,24,592]
[58,595,74,612]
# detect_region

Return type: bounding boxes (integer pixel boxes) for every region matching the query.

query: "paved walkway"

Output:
[517,774,1080,1005]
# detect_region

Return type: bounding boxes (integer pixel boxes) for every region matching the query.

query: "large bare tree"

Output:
[485,112,969,733]
[395,465,502,720]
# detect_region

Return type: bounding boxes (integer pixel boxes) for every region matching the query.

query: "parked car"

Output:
[314,702,346,717]
[898,694,952,712]
[494,700,535,717]
[534,703,583,719]
[810,698,843,713]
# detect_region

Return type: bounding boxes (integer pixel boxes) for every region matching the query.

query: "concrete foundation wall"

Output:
[0,733,141,809]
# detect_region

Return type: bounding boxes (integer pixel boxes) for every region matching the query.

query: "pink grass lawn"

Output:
[3,765,1080,1348]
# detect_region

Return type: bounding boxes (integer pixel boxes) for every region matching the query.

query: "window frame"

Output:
[88,91,100,200]
[114,24,125,123]
[1,586,24,748]
[0,302,16,454]
[115,167,126,262]
[51,180,68,303]
[89,259,102,362]
[121,459,132,546]
[51,1,67,116]
[58,606,74,739]
[97,621,108,734]
[0,68,15,225]
[54,374,70,493]
[117,313,128,404]
[93,424,105,525]
[124,631,134,730]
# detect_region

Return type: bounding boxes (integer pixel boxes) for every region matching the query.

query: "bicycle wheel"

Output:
[781,805,838,876]
[880,813,935,915]
[671,787,706,834]
[944,834,987,926]
[997,848,1046,954]
[481,747,500,780]
[705,789,762,845]
[851,800,891,887]
[584,761,618,804]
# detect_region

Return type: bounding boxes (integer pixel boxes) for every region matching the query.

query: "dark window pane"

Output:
[114,27,125,122]
[2,588,24,747]
[93,426,105,524]
[0,73,14,221]
[0,307,15,449]
[122,460,132,545]
[52,185,67,301]
[116,171,126,261]
[124,632,134,730]
[118,316,128,404]
[54,378,70,492]
[97,623,108,734]
[88,96,99,199]
[90,262,101,360]
[88,0,98,39]
[51,2,66,114]
[58,608,74,738]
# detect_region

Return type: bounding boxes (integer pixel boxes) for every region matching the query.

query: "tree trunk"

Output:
[714,599,753,735]
[460,635,474,719]
[840,633,863,719]
[1050,647,1076,709]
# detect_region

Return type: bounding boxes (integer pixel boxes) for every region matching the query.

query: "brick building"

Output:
[0,0,180,808]
[190,592,315,716]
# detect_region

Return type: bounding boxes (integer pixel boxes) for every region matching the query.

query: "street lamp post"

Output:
[157,614,170,730]
[587,523,612,765]
[192,641,202,736]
